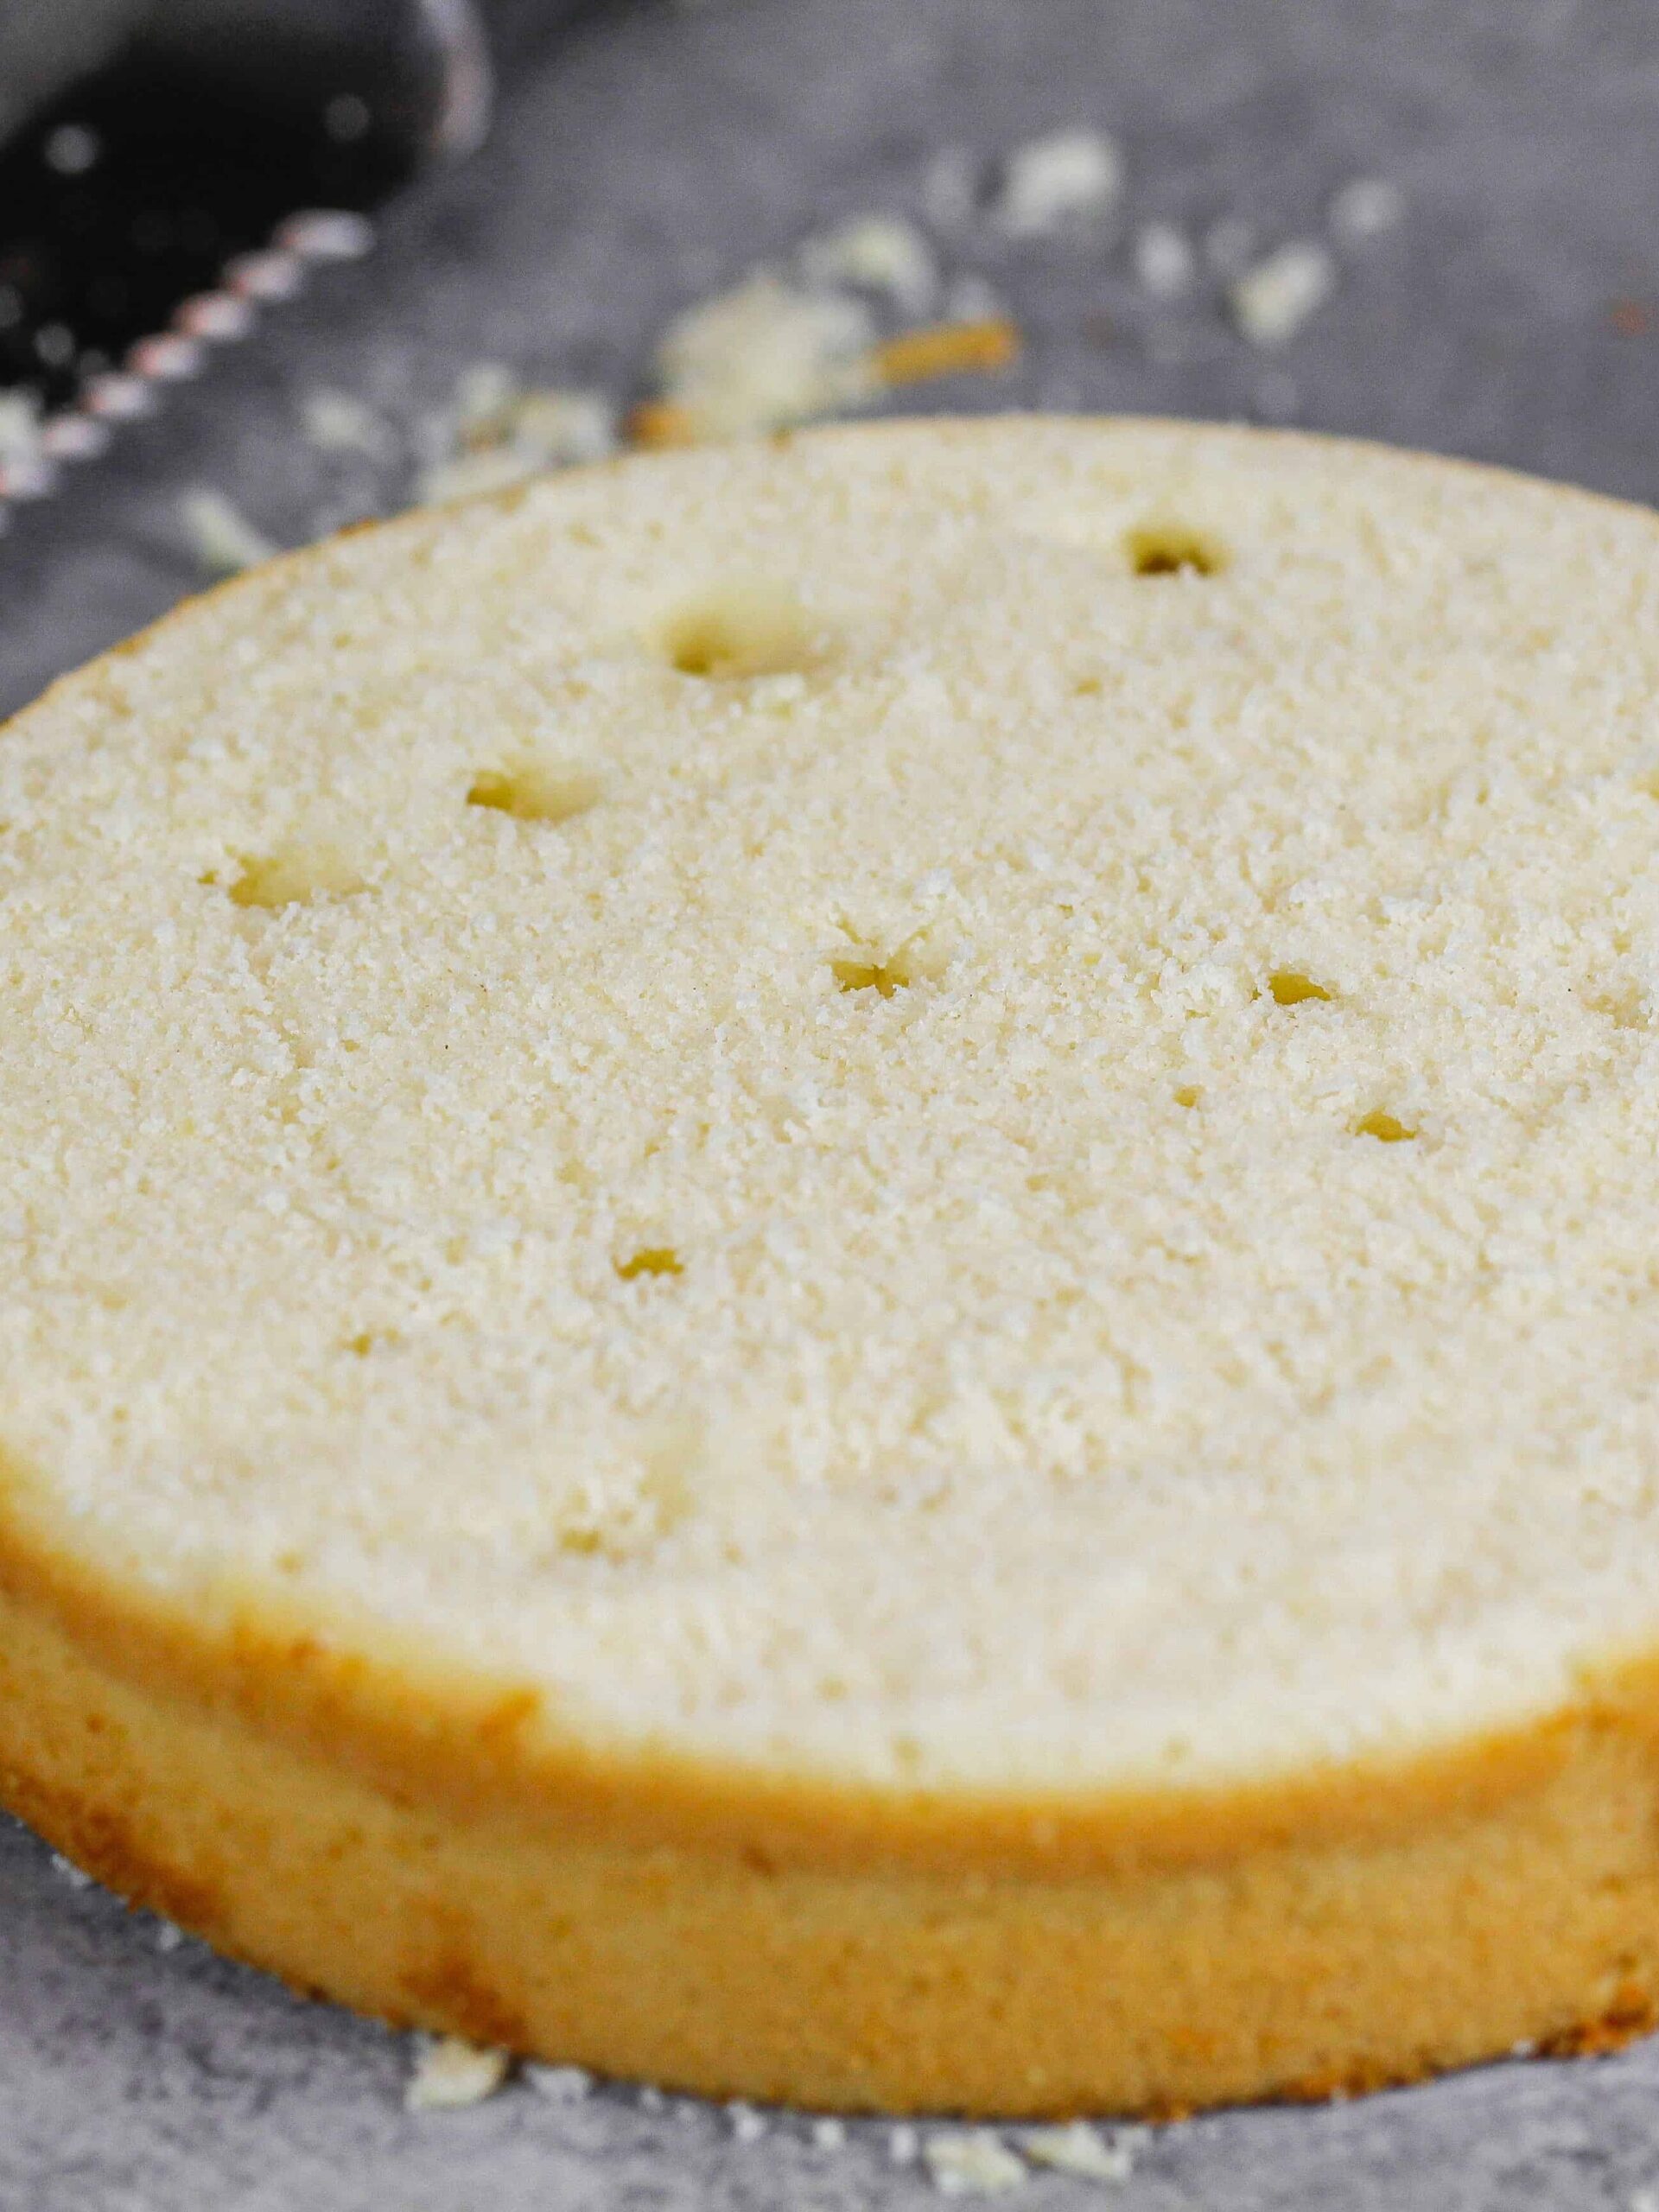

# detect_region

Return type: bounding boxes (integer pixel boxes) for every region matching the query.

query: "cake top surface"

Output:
[7,416,1659,1798]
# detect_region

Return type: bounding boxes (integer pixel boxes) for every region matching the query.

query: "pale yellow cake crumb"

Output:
[924,2130,1029,2194]
[405,2035,512,2111]
[177,487,279,575]
[1230,239,1337,346]
[1015,2121,1146,2182]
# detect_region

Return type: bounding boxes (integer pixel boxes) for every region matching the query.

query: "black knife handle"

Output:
[133,0,494,166]
[0,0,498,410]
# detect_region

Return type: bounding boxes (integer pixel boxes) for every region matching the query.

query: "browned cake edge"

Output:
[4,1479,1659,2115]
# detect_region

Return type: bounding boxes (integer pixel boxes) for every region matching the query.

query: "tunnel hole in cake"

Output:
[658,580,817,679]
[830,931,948,999]
[830,952,911,999]
[1126,523,1227,578]
[1266,969,1335,1007]
[219,847,366,910]
[466,762,603,824]
[1353,1109,1416,1143]
[615,1247,684,1281]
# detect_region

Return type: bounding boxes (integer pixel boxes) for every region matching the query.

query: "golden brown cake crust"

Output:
[6,1473,1659,2113]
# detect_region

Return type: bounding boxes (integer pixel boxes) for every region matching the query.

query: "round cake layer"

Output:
[6,418,1659,2108]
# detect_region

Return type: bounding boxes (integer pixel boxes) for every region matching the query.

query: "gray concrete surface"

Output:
[6,1,1659,2203]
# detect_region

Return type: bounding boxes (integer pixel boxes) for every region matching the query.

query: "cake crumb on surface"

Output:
[0,390,42,467]
[872,317,1021,386]
[924,2130,1029,2194]
[993,127,1122,236]
[1133,219,1195,300]
[301,388,397,461]
[627,398,699,448]
[640,268,1018,445]
[799,213,938,317]
[1015,2122,1146,2182]
[524,2062,593,2102]
[728,2101,768,2142]
[648,270,876,440]
[1229,239,1336,346]
[177,487,279,575]
[404,2036,512,2112]
[415,381,615,505]
[1328,175,1405,244]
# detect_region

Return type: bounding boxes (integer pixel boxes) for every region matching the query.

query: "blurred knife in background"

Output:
[0,0,497,485]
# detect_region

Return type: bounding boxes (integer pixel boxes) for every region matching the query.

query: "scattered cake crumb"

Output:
[0,390,43,467]
[524,2062,593,2101]
[416,381,616,505]
[301,388,397,461]
[1133,219,1196,300]
[1230,240,1336,346]
[648,270,876,441]
[872,317,1021,387]
[404,2035,512,2112]
[811,2115,849,2148]
[1016,2121,1147,2183]
[728,2101,768,2143]
[924,2129,1029,2195]
[1328,175,1405,245]
[48,1852,93,1891]
[153,1918,184,1953]
[799,213,938,317]
[627,398,699,448]
[889,2123,921,2164]
[994,127,1122,237]
[639,258,1020,445]
[177,487,279,575]
[459,381,613,462]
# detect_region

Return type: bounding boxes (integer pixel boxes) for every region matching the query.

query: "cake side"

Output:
[5,1536,1659,2114]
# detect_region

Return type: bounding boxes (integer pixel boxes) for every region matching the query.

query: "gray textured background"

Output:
[7,1,1659,2203]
